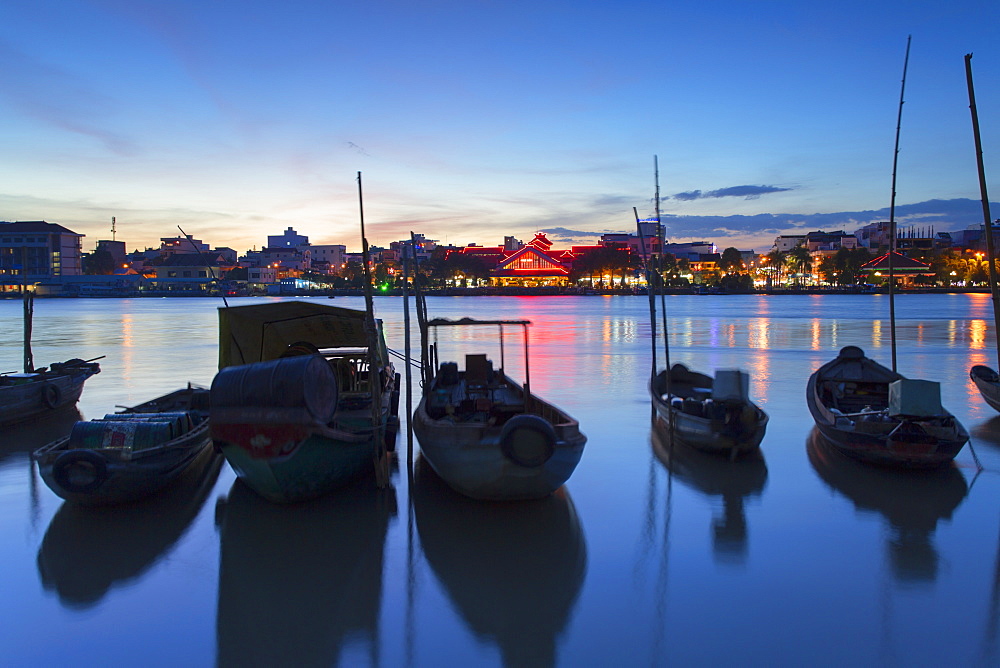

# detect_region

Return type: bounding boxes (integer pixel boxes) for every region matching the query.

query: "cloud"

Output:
[540,227,620,238]
[0,40,138,156]
[657,198,999,242]
[671,185,794,201]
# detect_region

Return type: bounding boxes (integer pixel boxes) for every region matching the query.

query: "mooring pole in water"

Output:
[22,246,33,373]
[965,53,1000,371]
[403,236,414,475]
[358,171,388,486]
[887,35,911,373]
[635,207,657,382]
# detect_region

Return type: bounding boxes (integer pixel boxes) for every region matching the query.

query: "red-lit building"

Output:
[860,251,934,286]
[450,233,604,287]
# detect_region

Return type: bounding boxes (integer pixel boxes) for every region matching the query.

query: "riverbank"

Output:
[2,285,993,298]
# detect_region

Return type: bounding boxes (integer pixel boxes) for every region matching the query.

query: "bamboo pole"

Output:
[403,237,414,474]
[358,172,388,487]
[965,53,1000,371]
[887,35,911,373]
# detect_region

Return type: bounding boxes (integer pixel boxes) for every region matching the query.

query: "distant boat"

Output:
[411,317,586,500]
[33,386,213,505]
[649,365,768,457]
[971,364,1000,412]
[1,289,100,426]
[640,156,767,457]
[806,346,968,467]
[209,301,399,503]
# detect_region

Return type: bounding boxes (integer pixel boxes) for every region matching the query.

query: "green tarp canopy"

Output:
[218,301,383,369]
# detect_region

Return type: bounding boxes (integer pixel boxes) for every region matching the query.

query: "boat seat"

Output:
[465,354,492,387]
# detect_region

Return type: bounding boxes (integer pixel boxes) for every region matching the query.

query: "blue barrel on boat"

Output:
[68,420,174,451]
[101,412,193,438]
[210,354,338,422]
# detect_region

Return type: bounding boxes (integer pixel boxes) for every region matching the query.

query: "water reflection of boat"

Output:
[806,427,968,582]
[215,475,396,668]
[412,456,586,666]
[2,408,82,464]
[971,415,1000,450]
[36,446,221,609]
[650,425,767,563]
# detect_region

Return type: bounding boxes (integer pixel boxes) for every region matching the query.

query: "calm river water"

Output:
[4,294,1000,666]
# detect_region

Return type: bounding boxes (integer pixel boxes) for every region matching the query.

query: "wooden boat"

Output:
[1,358,101,427]
[1,290,100,426]
[649,364,768,458]
[640,157,767,458]
[970,365,1000,412]
[32,386,213,505]
[209,301,399,504]
[411,317,586,500]
[806,345,968,467]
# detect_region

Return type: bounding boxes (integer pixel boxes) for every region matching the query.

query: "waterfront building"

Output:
[860,251,934,286]
[306,245,347,273]
[95,239,128,269]
[159,234,210,257]
[268,226,309,248]
[149,253,234,293]
[601,219,662,261]
[0,221,84,291]
[447,233,578,287]
[664,241,717,261]
[771,234,807,253]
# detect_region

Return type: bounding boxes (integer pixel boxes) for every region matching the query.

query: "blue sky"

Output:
[1,0,998,254]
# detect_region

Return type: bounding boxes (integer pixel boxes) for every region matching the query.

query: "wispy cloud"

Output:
[0,40,138,156]
[670,185,794,201]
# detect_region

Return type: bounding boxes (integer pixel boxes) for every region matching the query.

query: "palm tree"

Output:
[786,244,812,286]
[765,249,786,287]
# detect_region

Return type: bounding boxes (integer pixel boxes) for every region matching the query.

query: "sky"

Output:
[1,0,999,254]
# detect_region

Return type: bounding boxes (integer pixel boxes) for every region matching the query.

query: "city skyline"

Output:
[2,1,998,254]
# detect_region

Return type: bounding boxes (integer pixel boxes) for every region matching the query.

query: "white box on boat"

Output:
[888,379,943,416]
[712,369,749,402]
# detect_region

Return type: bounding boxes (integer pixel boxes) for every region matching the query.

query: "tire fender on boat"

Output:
[41,383,62,409]
[500,414,557,468]
[51,449,108,494]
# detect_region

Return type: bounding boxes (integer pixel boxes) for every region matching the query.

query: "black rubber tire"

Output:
[51,449,108,494]
[500,414,557,468]
[41,383,61,409]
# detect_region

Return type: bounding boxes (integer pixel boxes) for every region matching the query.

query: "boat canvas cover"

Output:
[888,379,944,417]
[218,302,381,368]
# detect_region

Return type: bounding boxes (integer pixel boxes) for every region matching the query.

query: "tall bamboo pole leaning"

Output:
[965,53,1000,370]
[403,235,414,475]
[654,156,670,384]
[357,171,388,487]
[886,35,911,373]
[410,231,430,387]
[634,207,657,385]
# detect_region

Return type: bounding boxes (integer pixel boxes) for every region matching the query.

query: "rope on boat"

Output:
[968,439,985,473]
[387,348,423,368]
